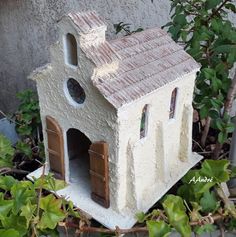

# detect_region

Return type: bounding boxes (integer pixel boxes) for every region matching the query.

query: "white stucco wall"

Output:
[116,71,198,212]
[30,22,120,211]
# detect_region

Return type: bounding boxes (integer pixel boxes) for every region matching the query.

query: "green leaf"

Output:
[225,3,236,13]
[218,131,228,144]
[34,173,67,192]
[11,182,36,214]
[136,212,146,223]
[199,106,209,119]
[0,199,13,220]
[205,0,221,10]
[38,194,66,230]
[162,195,191,237]
[147,220,171,237]
[200,159,230,183]
[194,224,216,235]
[16,141,32,157]
[208,109,219,119]
[0,176,18,191]
[173,14,187,26]
[1,214,28,236]
[200,190,219,213]
[0,229,20,237]
[202,68,216,80]
[20,201,37,228]
[0,134,14,167]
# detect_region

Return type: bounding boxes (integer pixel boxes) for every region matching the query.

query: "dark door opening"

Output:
[67,128,91,183]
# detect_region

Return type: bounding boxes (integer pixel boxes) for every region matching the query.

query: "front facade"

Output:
[29,11,202,228]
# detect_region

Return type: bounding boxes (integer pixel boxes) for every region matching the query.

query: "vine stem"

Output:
[59,213,225,235]
[201,117,211,147]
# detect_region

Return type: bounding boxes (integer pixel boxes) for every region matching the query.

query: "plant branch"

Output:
[214,70,236,159]
[201,117,211,147]
[59,213,225,235]
[0,167,29,175]
[207,0,230,21]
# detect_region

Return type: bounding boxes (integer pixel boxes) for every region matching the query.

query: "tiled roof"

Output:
[69,12,200,109]
[88,28,199,109]
[68,11,106,34]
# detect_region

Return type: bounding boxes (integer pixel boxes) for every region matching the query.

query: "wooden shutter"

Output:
[45,116,65,180]
[89,141,110,208]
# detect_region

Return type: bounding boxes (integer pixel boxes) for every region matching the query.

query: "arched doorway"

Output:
[66,129,91,184]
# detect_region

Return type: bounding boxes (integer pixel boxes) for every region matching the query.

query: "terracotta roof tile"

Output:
[71,12,200,109]
[68,11,106,34]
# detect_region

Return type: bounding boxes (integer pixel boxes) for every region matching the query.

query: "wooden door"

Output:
[89,141,110,208]
[45,116,65,180]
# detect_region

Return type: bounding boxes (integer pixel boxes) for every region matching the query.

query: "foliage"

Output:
[13,89,44,161]
[0,134,14,168]
[15,90,41,138]
[137,159,236,237]
[164,0,236,145]
[114,22,143,36]
[0,174,79,237]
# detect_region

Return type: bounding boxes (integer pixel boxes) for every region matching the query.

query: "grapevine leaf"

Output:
[147,220,171,237]
[200,190,219,213]
[38,194,65,230]
[200,159,230,183]
[162,195,191,237]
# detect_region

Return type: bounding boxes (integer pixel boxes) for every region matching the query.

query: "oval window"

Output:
[66,78,86,104]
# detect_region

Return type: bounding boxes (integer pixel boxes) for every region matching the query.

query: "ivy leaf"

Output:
[11,182,36,214]
[34,173,67,192]
[0,229,20,237]
[200,190,219,213]
[147,220,171,237]
[1,214,28,236]
[38,194,66,230]
[20,201,37,228]
[0,199,13,220]
[162,195,191,237]
[200,159,230,183]
[0,175,18,191]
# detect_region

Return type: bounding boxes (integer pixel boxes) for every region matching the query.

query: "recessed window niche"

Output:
[65,78,86,105]
[64,33,78,66]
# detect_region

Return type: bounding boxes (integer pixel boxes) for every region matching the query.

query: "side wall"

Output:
[116,71,197,212]
[33,25,120,211]
[0,0,171,113]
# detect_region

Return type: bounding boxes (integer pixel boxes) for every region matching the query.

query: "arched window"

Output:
[169,88,178,119]
[140,104,149,139]
[64,33,78,66]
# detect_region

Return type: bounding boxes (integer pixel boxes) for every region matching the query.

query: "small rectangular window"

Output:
[169,88,178,119]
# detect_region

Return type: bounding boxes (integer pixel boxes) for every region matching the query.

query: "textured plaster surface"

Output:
[115,71,201,211]
[28,13,203,228]
[0,0,171,113]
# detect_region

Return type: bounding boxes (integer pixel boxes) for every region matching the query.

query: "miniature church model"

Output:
[28,11,202,228]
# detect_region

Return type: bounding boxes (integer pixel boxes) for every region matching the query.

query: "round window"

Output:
[66,78,86,104]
